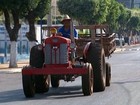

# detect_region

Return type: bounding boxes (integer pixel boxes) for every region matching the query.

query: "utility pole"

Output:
[47,1,52,37]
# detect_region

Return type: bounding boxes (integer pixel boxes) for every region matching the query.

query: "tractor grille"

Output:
[45,44,68,64]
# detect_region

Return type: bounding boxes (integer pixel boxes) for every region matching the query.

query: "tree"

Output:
[58,0,124,29]
[23,0,51,46]
[106,0,123,33]
[92,0,110,24]
[58,0,132,34]
[129,9,140,35]
[127,16,140,35]
[57,0,100,24]
[0,0,51,67]
[0,0,27,67]
[118,9,131,35]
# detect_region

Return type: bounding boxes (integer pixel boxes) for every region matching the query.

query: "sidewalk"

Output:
[0,44,139,72]
[115,43,140,52]
[0,59,29,72]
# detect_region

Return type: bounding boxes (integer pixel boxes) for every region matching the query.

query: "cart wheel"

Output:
[22,67,35,98]
[82,63,93,96]
[106,62,111,86]
[51,75,60,88]
[86,43,106,92]
[35,75,50,93]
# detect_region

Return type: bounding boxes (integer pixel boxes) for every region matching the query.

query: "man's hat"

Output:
[61,15,71,24]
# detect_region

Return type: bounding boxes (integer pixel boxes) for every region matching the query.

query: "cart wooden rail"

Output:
[42,25,116,57]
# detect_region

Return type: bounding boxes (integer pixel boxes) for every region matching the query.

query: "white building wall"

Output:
[0,25,41,54]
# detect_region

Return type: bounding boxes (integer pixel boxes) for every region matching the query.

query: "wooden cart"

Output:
[43,24,116,57]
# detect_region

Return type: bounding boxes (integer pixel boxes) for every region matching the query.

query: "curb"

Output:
[0,60,28,73]
[114,44,140,53]
[114,48,126,52]
[0,68,22,73]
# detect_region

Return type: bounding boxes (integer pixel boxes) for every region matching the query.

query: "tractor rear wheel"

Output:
[30,45,50,93]
[86,43,106,92]
[22,67,35,98]
[51,75,60,88]
[82,63,93,96]
[106,62,111,86]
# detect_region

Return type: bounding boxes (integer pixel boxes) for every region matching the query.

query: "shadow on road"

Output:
[0,89,26,103]
[0,85,84,103]
[45,85,84,99]
[112,79,140,84]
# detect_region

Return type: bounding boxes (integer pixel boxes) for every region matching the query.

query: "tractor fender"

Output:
[83,42,92,59]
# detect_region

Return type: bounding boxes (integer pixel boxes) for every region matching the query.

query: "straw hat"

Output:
[61,15,71,24]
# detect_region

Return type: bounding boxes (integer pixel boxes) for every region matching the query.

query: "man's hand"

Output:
[57,32,62,36]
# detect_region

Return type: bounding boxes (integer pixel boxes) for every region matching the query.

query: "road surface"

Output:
[0,46,140,105]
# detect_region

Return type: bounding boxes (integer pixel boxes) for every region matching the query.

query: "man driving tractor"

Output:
[58,15,78,39]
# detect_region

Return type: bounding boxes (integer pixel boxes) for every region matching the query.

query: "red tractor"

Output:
[22,24,115,98]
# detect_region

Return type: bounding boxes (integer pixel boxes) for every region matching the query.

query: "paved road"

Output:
[0,45,140,105]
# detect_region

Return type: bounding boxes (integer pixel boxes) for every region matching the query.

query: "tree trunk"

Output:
[3,9,21,68]
[26,13,37,42]
[26,12,37,51]
[9,41,17,68]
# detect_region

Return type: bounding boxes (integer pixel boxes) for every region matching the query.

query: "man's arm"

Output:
[74,28,78,39]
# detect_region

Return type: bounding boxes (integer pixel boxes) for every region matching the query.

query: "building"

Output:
[134,0,140,8]
[117,0,140,8]
[117,0,132,8]
[0,25,30,54]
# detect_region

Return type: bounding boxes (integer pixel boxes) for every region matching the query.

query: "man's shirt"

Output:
[58,26,78,39]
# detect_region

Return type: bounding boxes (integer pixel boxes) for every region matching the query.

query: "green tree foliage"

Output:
[23,0,51,41]
[0,0,28,67]
[131,9,140,17]
[58,0,123,31]
[118,9,131,34]
[0,10,2,15]
[0,0,51,67]
[0,0,51,41]
[127,16,140,31]
[106,0,123,32]
[129,9,140,34]
[93,0,110,24]
[21,0,51,18]
[58,0,114,25]
[118,9,131,29]
[0,0,26,41]
[58,0,99,24]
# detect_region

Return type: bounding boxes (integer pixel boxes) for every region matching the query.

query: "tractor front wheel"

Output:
[35,75,50,93]
[51,75,60,88]
[82,63,93,96]
[22,67,35,98]
[30,44,50,93]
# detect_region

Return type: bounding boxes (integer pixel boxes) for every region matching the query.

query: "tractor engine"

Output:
[44,36,71,64]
